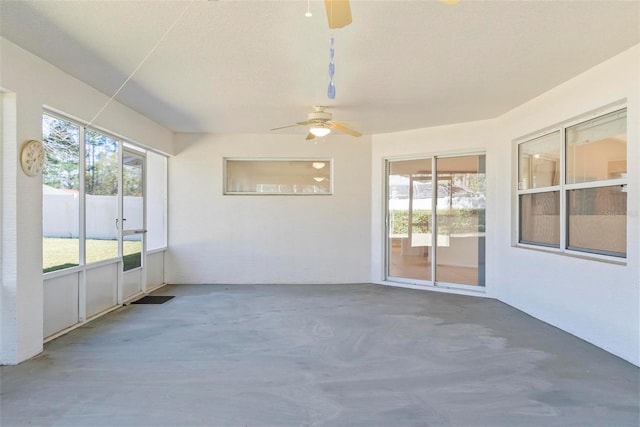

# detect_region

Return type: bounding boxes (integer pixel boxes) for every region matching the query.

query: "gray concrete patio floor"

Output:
[1,283,638,426]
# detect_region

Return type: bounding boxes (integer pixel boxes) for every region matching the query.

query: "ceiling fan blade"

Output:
[271,124,300,131]
[328,121,362,137]
[324,0,352,29]
[331,120,360,128]
[270,121,312,131]
[306,132,316,141]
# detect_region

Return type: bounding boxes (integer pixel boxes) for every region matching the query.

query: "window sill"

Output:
[514,243,627,266]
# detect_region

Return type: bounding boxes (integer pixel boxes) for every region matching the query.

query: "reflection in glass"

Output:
[435,155,486,286]
[123,152,145,271]
[85,130,119,264]
[42,114,80,272]
[225,160,331,194]
[519,192,560,247]
[518,131,560,190]
[566,109,626,184]
[387,159,433,282]
[568,186,626,257]
[123,152,144,230]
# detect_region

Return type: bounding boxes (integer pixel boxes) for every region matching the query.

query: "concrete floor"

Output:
[1,283,638,427]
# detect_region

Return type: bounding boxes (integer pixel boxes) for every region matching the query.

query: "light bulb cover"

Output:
[310,127,331,137]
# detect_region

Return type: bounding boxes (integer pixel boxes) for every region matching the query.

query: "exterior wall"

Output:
[166,133,372,285]
[0,38,173,364]
[493,45,639,366]
[371,45,639,365]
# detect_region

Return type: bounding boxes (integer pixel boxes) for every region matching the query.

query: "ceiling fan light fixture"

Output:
[305,0,312,17]
[310,126,331,137]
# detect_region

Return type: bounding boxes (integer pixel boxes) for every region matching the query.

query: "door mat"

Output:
[132,295,175,304]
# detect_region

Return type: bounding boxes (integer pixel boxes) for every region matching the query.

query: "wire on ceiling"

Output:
[85,0,196,129]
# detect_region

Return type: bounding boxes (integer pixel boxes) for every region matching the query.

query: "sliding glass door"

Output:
[434,155,486,286]
[386,154,486,287]
[387,159,433,281]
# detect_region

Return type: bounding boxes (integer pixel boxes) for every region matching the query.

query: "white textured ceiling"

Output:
[1,1,639,135]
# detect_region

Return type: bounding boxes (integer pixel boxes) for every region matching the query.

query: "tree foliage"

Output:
[42,115,80,190]
[42,115,141,196]
[86,130,118,195]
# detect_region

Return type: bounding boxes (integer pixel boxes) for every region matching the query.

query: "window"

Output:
[224,159,332,195]
[516,108,627,258]
[42,114,81,272]
[518,131,561,247]
[146,151,167,251]
[42,111,169,273]
[85,129,119,264]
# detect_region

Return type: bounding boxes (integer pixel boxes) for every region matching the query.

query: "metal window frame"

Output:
[514,103,628,261]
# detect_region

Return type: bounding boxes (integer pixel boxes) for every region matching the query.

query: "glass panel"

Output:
[225,159,331,194]
[123,151,144,271]
[519,192,560,247]
[387,159,433,281]
[435,155,486,286]
[123,234,142,271]
[85,130,119,264]
[518,131,560,190]
[146,151,167,251]
[123,152,144,231]
[568,186,626,257]
[566,109,626,184]
[42,114,80,272]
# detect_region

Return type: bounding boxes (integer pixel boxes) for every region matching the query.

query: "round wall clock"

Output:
[21,139,45,177]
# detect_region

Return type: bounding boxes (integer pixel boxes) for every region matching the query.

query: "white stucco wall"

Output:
[493,45,639,366]
[166,133,372,284]
[0,38,173,364]
[371,45,639,365]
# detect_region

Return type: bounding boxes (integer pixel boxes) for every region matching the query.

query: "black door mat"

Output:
[132,295,175,304]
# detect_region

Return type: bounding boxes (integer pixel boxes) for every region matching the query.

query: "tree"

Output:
[42,115,80,190]
[85,130,118,195]
[42,115,141,196]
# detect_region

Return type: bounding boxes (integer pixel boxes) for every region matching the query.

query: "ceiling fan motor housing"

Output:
[308,109,332,123]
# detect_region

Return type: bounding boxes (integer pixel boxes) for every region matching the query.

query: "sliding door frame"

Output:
[384,151,486,292]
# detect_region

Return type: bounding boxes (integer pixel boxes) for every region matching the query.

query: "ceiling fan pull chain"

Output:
[327,34,336,99]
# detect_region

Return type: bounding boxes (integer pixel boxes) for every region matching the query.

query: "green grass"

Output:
[123,252,142,272]
[43,238,141,273]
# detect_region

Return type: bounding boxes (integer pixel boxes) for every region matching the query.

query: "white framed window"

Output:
[224,158,332,195]
[42,113,81,272]
[42,110,169,273]
[516,107,627,259]
[146,151,168,251]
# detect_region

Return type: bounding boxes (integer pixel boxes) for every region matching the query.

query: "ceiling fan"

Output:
[321,0,460,29]
[271,106,362,140]
[324,0,352,29]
